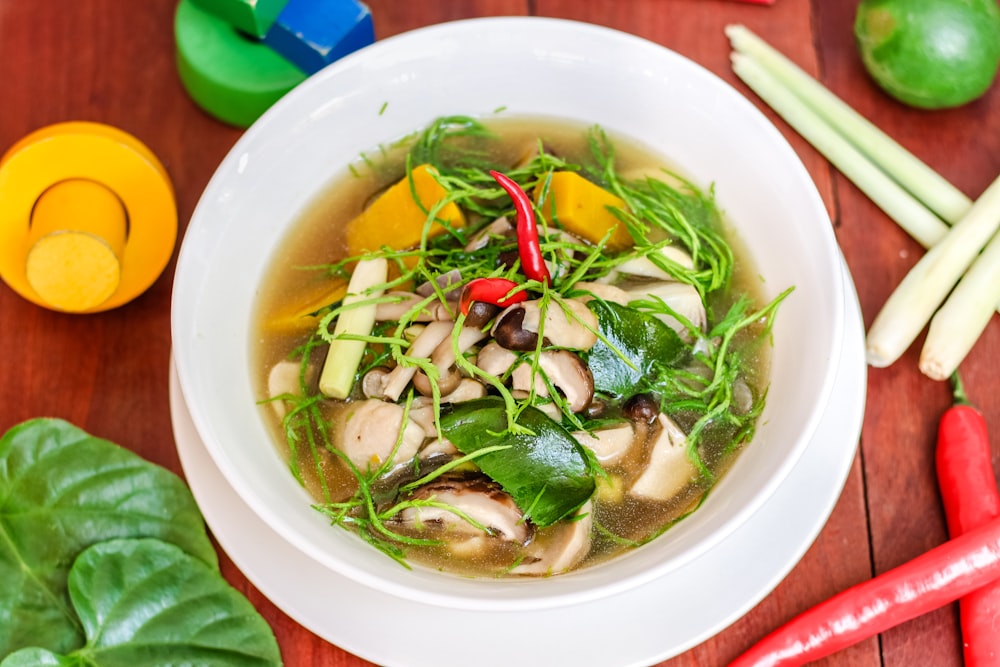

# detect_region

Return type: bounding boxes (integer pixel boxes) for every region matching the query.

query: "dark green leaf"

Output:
[1,538,281,667]
[585,300,685,397]
[0,418,218,656]
[439,397,595,526]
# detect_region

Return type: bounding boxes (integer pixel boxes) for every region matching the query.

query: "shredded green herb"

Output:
[259,115,791,571]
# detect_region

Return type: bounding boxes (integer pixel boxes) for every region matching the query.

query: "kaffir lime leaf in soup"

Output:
[854,0,1000,109]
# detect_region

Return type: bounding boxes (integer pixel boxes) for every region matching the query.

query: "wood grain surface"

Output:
[2,1,999,665]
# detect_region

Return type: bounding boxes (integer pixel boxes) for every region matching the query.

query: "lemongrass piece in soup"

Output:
[726,24,971,224]
[729,52,949,249]
[866,174,1000,368]
[920,227,1000,380]
[318,257,388,398]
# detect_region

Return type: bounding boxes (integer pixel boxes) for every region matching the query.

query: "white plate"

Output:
[172,17,846,610]
[169,261,865,667]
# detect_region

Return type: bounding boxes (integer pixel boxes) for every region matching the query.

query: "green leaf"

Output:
[439,397,595,526]
[1,538,281,667]
[585,300,685,397]
[0,418,218,656]
[0,649,71,666]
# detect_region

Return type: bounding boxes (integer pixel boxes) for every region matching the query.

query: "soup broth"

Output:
[252,115,784,577]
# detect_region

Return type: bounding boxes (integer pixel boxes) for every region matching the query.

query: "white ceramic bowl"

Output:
[172,17,846,612]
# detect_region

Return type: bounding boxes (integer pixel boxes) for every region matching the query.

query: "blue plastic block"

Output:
[263,0,375,75]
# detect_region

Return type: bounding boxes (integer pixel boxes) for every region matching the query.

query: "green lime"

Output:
[855,0,1000,109]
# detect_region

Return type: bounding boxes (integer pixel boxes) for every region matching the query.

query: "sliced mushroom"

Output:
[381,321,454,401]
[624,281,706,339]
[512,350,594,413]
[511,362,548,397]
[337,399,426,471]
[440,378,487,403]
[509,501,592,576]
[375,292,454,322]
[434,324,488,372]
[418,437,459,461]
[266,360,308,419]
[534,400,563,422]
[415,269,463,298]
[413,366,462,397]
[616,245,695,278]
[408,398,438,438]
[394,474,531,544]
[411,324,488,397]
[464,216,514,252]
[492,307,539,351]
[629,412,697,502]
[573,422,635,465]
[732,378,754,414]
[492,298,598,351]
[475,341,519,378]
[361,367,392,399]
[464,300,502,329]
[572,281,630,305]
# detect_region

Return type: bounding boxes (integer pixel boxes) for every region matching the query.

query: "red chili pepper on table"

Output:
[937,374,1000,667]
[489,170,551,285]
[728,514,1000,667]
[458,277,527,315]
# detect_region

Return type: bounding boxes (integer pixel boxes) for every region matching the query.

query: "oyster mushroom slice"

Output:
[396,475,531,543]
[510,501,593,576]
[572,422,636,465]
[476,341,519,378]
[408,398,438,438]
[616,245,695,279]
[625,281,706,339]
[267,360,305,419]
[513,350,594,413]
[440,378,487,403]
[337,399,426,471]
[629,412,697,502]
[418,437,459,461]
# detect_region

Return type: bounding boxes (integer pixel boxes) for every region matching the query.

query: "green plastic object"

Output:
[189,0,289,38]
[174,0,307,128]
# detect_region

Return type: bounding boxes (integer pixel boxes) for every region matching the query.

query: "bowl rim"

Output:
[171,15,846,611]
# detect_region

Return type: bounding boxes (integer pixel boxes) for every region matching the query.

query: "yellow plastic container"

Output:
[0,122,177,313]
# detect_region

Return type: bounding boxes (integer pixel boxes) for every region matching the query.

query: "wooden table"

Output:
[2,1,998,665]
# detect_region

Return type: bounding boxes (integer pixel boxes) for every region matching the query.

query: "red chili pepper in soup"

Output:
[489,170,551,285]
[458,277,527,316]
[936,374,1000,667]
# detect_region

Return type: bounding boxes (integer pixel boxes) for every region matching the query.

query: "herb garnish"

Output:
[268,116,791,567]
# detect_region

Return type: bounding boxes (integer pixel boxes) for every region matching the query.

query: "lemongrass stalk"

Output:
[920,226,1000,380]
[319,257,388,398]
[730,52,950,247]
[726,25,972,224]
[866,174,1000,368]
